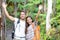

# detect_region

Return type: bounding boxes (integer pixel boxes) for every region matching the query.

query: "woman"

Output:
[25,4,41,40]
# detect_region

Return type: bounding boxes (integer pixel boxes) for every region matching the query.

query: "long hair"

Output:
[25,16,33,34]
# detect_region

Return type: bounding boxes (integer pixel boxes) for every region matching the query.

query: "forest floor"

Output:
[6,26,12,40]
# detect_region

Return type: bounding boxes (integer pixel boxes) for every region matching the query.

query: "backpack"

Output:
[32,23,40,40]
[12,19,20,39]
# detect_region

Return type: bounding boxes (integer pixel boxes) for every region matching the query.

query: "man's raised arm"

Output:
[2,2,15,21]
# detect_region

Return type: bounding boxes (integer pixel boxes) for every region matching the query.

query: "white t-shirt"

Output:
[14,18,26,37]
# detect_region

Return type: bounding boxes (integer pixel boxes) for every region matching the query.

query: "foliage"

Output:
[5,0,60,40]
[46,0,60,40]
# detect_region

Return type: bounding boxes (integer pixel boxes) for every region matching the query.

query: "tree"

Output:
[46,0,52,35]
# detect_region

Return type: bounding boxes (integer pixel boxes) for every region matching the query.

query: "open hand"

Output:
[38,5,43,10]
[2,2,7,8]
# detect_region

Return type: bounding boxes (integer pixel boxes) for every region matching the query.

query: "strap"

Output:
[32,22,40,31]
[17,19,20,24]
[15,19,20,28]
[13,19,20,32]
[32,23,36,30]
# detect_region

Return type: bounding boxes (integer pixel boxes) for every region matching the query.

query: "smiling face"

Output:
[20,11,25,20]
[26,16,33,25]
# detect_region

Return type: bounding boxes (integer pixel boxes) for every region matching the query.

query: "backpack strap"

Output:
[13,19,20,32]
[32,23,40,40]
[17,19,20,24]
[15,19,20,27]
[12,19,20,39]
[32,23,36,30]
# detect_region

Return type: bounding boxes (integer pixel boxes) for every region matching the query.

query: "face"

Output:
[20,12,25,20]
[27,17,32,25]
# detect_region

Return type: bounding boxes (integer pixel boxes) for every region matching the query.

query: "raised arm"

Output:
[2,2,15,21]
[35,5,41,21]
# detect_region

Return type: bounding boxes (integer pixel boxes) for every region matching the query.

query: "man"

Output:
[2,2,26,40]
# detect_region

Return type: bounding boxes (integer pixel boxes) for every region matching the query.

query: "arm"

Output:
[35,5,41,21]
[2,2,15,21]
[34,5,41,26]
[35,10,40,21]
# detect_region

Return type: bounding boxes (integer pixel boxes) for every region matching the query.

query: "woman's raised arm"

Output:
[35,5,41,21]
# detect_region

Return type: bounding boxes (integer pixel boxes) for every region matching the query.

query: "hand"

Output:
[38,5,43,10]
[2,2,7,8]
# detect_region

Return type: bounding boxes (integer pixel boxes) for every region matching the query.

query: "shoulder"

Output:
[14,18,19,20]
[14,18,20,24]
[31,22,35,28]
[14,18,19,22]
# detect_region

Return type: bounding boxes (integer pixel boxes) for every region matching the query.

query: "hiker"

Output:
[25,5,41,40]
[2,2,26,40]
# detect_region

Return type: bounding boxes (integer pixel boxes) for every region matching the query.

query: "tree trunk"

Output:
[53,0,56,15]
[0,0,6,40]
[42,0,44,12]
[0,7,2,40]
[46,0,52,35]
[42,0,47,13]
[14,1,17,17]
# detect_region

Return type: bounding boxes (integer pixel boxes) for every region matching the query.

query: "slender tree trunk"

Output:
[14,1,17,17]
[24,0,27,13]
[0,0,2,40]
[53,0,56,15]
[44,0,47,13]
[0,8,2,40]
[42,0,44,12]
[1,0,6,40]
[46,0,52,35]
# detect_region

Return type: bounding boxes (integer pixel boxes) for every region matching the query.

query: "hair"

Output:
[25,16,33,34]
[17,10,26,19]
[20,10,26,15]
[21,10,25,12]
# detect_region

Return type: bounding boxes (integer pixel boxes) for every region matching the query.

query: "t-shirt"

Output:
[14,18,26,38]
[26,25,34,40]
